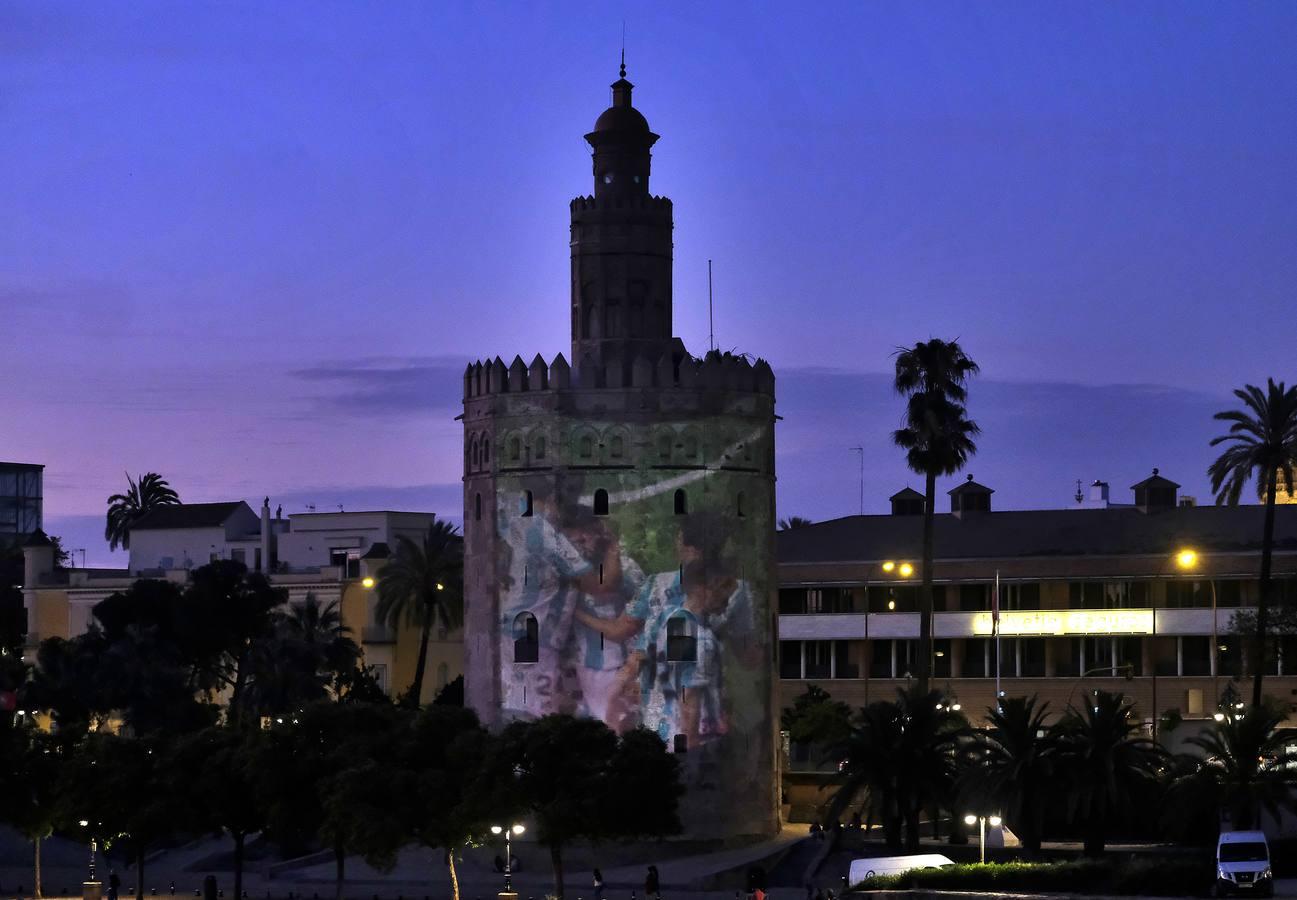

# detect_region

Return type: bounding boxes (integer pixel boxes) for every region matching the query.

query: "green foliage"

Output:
[1058,691,1168,857]
[781,684,852,746]
[104,472,180,551]
[827,687,965,850]
[855,858,1214,896]
[959,695,1062,854]
[375,519,464,706]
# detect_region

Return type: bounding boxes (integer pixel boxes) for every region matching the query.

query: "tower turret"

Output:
[571,59,674,380]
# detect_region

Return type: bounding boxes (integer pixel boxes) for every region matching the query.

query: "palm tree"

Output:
[893,339,980,693]
[104,472,180,551]
[828,687,963,850]
[1059,690,1166,857]
[1169,706,1297,832]
[959,695,1061,855]
[375,520,464,707]
[1207,379,1297,707]
[778,516,814,531]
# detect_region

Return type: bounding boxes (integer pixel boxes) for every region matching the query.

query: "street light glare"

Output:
[361,576,375,589]
[989,815,1002,827]
[490,825,503,835]
[882,561,896,573]
[1176,549,1198,569]
[964,814,977,826]
[512,824,525,835]
[898,563,914,578]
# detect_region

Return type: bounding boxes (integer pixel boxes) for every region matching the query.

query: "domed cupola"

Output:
[585,57,658,199]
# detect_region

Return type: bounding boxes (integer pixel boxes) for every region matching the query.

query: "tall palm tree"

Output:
[1059,691,1166,857]
[778,516,814,531]
[893,339,980,693]
[375,520,464,707]
[1208,379,1297,707]
[104,472,180,551]
[959,695,1061,855]
[1169,706,1297,832]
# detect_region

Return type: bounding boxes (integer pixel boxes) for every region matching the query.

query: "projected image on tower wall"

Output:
[495,422,768,753]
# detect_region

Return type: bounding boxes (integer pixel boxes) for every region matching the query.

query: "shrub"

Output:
[853,857,1214,896]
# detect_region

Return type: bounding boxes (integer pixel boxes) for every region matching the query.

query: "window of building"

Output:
[868,639,893,679]
[961,638,989,678]
[372,663,389,693]
[779,640,803,679]
[683,434,698,458]
[1053,637,1080,677]
[1182,636,1211,676]
[534,435,547,460]
[483,437,490,462]
[513,612,539,663]
[509,437,521,461]
[674,489,687,515]
[1020,638,1047,677]
[960,584,988,611]
[673,733,688,753]
[254,547,262,573]
[471,438,479,468]
[736,491,746,518]
[579,435,594,459]
[805,641,833,679]
[1217,580,1243,607]
[933,639,952,678]
[666,613,697,661]
[835,640,857,678]
[231,548,246,565]
[209,552,220,563]
[657,434,672,460]
[779,588,808,615]
[1002,582,1041,610]
[895,640,918,679]
[610,435,624,458]
[593,489,609,516]
[521,490,534,518]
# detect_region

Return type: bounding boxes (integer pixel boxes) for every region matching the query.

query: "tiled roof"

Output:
[777,504,1297,564]
[131,502,249,531]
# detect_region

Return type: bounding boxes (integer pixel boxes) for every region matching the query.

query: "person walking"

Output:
[108,872,120,900]
[593,868,605,900]
[645,865,660,899]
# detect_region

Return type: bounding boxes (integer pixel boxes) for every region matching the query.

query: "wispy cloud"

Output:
[291,356,464,416]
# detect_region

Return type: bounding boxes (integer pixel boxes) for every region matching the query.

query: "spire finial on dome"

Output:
[620,23,626,79]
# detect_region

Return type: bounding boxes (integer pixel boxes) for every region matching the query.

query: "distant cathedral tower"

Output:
[462,63,778,837]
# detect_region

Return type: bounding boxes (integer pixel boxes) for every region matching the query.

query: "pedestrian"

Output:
[645,865,660,899]
[592,868,604,900]
[108,872,121,900]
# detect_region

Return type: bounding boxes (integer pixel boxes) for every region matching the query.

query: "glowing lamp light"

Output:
[898,563,914,578]
[887,599,896,611]
[491,826,502,835]
[361,576,375,589]
[79,819,89,828]
[964,814,977,826]
[1176,549,1198,569]
[989,815,1002,827]
[1213,713,1226,722]
[512,824,525,835]
[881,561,896,573]
[436,582,445,591]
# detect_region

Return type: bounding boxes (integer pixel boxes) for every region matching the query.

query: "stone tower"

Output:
[462,64,779,838]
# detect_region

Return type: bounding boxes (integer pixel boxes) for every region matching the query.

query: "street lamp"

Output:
[361,576,375,589]
[490,824,525,893]
[1175,547,1220,706]
[963,813,1002,864]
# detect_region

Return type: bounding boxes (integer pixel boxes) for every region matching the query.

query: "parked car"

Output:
[848,853,956,886]
[1216,830,1273,897]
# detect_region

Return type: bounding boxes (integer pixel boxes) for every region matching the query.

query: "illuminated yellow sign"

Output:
[972,609,1154,636]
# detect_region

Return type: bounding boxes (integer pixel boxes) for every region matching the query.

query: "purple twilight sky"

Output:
[3,2,1295,566]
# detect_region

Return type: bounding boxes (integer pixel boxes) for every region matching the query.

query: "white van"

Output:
[848,853,956,886]
[1216,830,1273,897]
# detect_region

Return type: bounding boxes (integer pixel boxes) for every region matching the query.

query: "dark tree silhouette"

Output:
[893,339,980,693]
[104,473,180,551]
[375,520,464,706]
[777,516,814,531]
[1208,379,1297,706]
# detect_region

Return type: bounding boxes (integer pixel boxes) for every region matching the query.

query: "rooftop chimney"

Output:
[1132,468,1179,513]
[949,474,993,517]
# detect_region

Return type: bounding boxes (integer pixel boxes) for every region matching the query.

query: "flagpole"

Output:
[994,570,1001,703]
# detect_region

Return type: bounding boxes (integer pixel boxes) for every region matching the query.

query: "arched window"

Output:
[579,435,594,459]
[674,489,687,515]
[736,491,746,518]
[657,434,672,460]
[470,437,479,468]
[535,436,547,460]
[594,488,609,516]
[513,612,539,663]
[509,437,521,461]
[683,434,699,459]
[474,493,482,521]
[666,612,697,662]
[610,435,624,459]
[521,490,534,518]
[483,437,490,463]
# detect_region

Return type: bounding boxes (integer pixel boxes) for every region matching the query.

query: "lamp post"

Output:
[490,824,525,894]
[963,813,1002,864]
[1176,548,1220,708]
[864,561,914,705]
[79,820,100,900]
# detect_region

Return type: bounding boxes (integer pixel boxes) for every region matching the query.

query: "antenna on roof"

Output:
[620,22,626,78]
[708,259,715,353]
[1074,479,1083,504]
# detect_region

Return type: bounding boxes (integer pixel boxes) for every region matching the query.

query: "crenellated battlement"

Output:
[463,348,774,400]
[569,194,673,214]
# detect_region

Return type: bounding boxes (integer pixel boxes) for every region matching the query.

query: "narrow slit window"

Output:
[736,491,746,518]
[594,488,609,516]
[513,612,539,663]
[674,489,688,515]
[522,490,534,517]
